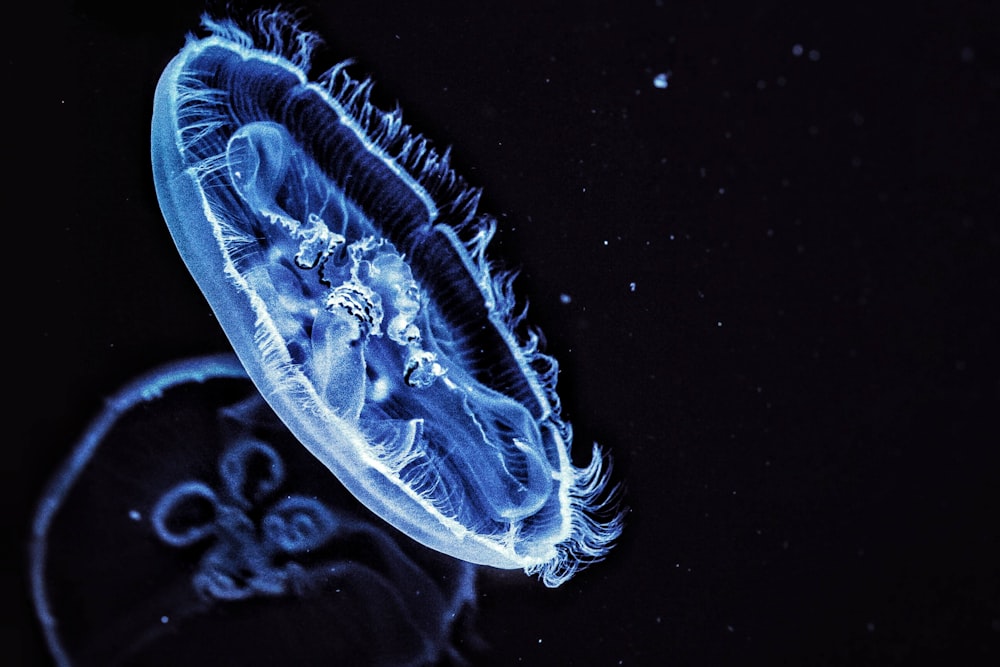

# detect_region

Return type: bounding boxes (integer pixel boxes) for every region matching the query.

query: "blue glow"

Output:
[150,439,341,599]
[31,355,478,666]
[151,10,623,586]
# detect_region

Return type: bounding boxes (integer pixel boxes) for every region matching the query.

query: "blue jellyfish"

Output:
[31,355,480,667]
[151,9,623,586]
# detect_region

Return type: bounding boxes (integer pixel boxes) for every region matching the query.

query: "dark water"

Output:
[12,0,999,664]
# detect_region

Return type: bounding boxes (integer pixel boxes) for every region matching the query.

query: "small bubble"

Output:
[160,616,170,624]
[559,293,572,304]
[653,72,670,89]
[792,44,804,57]
[128,510,141,521]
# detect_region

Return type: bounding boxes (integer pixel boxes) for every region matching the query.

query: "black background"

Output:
[11,0,999,665]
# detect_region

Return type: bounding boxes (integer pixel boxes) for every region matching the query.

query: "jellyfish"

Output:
[30,355,480,667]
[151,9,623,586]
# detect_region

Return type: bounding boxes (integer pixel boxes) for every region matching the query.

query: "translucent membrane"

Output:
[31,355,479,666]
[151,10,623,586]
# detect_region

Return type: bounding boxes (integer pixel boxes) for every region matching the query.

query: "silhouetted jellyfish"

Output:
[151,9,623,586]
[31,355,480,667]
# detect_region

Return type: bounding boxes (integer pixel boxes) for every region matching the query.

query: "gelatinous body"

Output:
[151,10,622,585]
[31,355,478,667]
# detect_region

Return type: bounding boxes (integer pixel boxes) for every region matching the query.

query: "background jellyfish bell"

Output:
[31,355,482,667]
